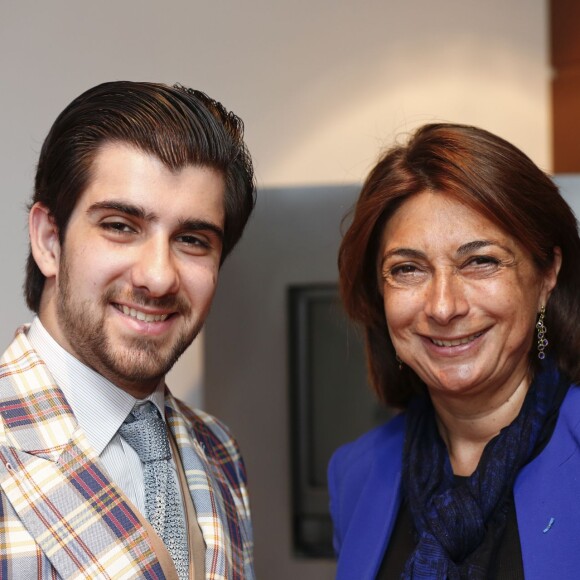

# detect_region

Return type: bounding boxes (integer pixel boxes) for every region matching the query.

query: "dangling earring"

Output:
[395,354,403,371]
[536,306,548,360]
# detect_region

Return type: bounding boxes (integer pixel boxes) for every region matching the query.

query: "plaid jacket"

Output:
[0,328,254,579]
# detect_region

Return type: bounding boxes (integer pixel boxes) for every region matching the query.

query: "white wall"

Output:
[1,0,550,574]
[1,0,550,345]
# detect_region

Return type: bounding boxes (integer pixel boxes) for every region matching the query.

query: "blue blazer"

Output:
[328,385,580,580]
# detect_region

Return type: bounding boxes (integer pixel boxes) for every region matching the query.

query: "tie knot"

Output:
[120,401,171,462]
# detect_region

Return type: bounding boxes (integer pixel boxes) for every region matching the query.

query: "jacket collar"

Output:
[0,328,167,578]
[514,384,580,580]
[336,416,405,580]
[0,326,253,580]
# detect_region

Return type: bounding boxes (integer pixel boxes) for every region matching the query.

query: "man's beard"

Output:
[56,255,202,391]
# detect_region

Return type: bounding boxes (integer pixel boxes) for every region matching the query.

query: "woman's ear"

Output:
[29,202,61,278]
[540,246,563,307]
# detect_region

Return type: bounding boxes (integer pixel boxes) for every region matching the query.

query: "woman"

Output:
[328,123,580,580]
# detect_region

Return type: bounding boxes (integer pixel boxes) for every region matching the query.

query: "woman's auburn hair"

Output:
[339,123,580,408]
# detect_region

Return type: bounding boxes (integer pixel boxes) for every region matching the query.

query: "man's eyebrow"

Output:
[88,200,224,240]
[87,200,155,221]
[179,219,224,241]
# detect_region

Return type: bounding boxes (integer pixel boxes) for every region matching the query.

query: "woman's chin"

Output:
[419,365,489,398]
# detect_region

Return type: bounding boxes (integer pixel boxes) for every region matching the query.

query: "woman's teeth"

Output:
[431,332,483,347]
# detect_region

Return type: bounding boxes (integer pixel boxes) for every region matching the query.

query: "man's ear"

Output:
[29,202,61,278]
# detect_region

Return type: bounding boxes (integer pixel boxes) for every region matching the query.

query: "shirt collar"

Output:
[27,317,167,455]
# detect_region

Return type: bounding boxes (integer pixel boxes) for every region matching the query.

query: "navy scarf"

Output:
[402,359,568,579]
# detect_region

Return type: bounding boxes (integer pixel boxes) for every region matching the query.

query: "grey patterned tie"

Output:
[119,402,189,579]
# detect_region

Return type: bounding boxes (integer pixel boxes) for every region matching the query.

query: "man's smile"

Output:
[113,303,173,323]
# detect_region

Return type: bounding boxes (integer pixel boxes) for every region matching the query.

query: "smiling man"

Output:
[0,82,256,579]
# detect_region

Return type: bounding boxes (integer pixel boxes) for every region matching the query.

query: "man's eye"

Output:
[101,221,135,233]
[178,235,209,248]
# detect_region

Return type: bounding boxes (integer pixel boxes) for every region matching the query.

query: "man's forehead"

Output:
[87,140,220,180]
[76,142,226,213]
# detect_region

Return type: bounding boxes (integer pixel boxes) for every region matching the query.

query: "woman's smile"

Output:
[429,331,484,347]
[380,190,556,399]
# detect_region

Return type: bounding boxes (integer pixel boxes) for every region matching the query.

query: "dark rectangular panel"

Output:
[289,284,392,558]
[552,66,580,173]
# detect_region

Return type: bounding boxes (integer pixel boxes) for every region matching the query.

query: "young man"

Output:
[0,82,256,579]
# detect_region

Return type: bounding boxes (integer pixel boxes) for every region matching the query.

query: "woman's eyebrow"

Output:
[381,248,426,268]
[380,241,517,268]
[456,239,515,257]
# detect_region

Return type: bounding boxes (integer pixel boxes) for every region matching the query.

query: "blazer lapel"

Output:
[336,420,405,580]
[0,329,165,579]
[165,396,253,580]
[515,386,580,580]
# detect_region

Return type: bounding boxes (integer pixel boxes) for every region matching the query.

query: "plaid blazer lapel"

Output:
[0,329,166,579]
[166,395,255,580]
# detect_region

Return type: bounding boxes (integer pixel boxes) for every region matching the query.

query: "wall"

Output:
[206,185,359,578]
[556,176,580,216]
[1,0,550,575]
[208,180,580,580]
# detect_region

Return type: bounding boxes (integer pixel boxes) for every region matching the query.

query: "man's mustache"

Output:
[103,288,191,315]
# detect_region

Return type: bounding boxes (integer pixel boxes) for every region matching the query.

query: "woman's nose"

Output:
[423,270,468,324]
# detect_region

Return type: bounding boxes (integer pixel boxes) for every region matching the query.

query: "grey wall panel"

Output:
[204,185,359,578]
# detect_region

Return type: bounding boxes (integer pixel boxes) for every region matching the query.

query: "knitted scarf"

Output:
[401,359,567,579]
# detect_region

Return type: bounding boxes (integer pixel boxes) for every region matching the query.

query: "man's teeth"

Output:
[120,305,169,322]
[432,332,482,347]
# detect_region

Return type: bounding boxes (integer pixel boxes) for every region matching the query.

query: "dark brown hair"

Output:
[339,123,580,407]
[26,81,256,312]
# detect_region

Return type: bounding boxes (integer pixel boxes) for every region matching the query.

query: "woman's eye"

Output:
[461,255,504,277]
[466,255,500,267]
[384,263,426,286]
[392,264,418,275]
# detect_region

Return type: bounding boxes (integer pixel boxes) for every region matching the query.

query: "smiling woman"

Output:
[379,191,558,428]
[328,124,580,580]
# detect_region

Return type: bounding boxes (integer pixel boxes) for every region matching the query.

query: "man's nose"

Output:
[130,237,179,297]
